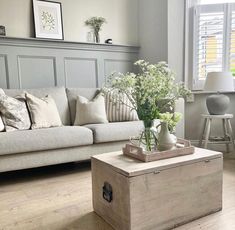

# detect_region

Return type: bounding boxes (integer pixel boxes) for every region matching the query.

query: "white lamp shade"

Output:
[204,72,234,92]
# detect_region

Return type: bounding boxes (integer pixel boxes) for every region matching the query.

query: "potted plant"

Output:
[85,17,107,43]
[105,60,191,151]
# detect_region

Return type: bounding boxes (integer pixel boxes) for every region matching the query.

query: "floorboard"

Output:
[0,154,234,230]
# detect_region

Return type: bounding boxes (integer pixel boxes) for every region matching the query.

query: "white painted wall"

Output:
[0,0,138,45]
[168,0,185,83]
[138,0,185,82]
[138,0,168,63]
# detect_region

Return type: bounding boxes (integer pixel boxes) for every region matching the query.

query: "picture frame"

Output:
[33,0,64,40]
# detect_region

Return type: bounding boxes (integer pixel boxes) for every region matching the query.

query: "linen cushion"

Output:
[85,121,144,143]
[66,88,99,124]
[74,94,108,126]
[0,126,93,156]
[4,87,71,125]
[0,90,5,131]
[104,91,139,122]
[0,90,31,132]
[26,93,62,129]
[0,116,5,132]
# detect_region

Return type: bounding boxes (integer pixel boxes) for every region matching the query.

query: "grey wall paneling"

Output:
[104,59,133,84]
[0,37,139,89]
[0,54,8,88]
[64,57,98,88]
[17,55,57,89]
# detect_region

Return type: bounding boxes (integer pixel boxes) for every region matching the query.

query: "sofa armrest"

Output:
[175,98,185,138]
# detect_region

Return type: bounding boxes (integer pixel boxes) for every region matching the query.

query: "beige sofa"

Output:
[0,87,184,173]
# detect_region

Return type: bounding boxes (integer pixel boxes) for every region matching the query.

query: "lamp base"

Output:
[206,94,230,115]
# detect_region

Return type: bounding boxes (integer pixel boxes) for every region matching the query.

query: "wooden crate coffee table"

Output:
[92,148,223,230]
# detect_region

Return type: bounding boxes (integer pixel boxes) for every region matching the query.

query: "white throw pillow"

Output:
[0,116,4,132]
[0,88,5,95]
[0,90,31,132]
[74,94,108,126]
[26,93,62,129]
[104,90,139,122]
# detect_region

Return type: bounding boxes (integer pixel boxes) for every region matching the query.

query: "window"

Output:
[199,0,235,4]
[193,3,235,89]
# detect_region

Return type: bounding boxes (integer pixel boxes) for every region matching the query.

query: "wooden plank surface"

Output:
[129,158,222,230]
[92,148,222,177]
[92,159,131,230]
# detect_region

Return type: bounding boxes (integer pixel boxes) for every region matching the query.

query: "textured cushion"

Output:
[85,121,144,143]
[105,90,139,122]
[0,126,93,156]
[4,87,70,125]
[0,91,31,132]
[66,88,99,124]
[74,94,108,126]
[0,116,5,132]
[26,93,62,129]
[0,88,4,95]
[0,90,4,131]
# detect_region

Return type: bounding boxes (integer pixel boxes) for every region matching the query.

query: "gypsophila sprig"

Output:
[85,17,106,33]
[104,60,191,121]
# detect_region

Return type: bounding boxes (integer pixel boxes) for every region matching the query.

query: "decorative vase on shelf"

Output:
[156,121,177,151]
[139,120,158,152]
[94,31,100,43]
[87,31,94,43]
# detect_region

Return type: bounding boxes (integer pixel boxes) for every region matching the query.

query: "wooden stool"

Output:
[199,114,235,152]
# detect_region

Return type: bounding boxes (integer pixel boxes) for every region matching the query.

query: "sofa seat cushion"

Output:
[85,121,144,143]
[0,126,93,156]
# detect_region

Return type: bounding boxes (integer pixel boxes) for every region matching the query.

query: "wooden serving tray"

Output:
[122,138,195,162]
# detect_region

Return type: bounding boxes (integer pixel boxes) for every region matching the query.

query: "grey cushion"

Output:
[0,126,93,156]
[66,88,99,124]
[4,87,71,125]
[85,121,144,143]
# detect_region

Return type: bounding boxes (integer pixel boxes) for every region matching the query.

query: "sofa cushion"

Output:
[26,93,62,129]
[0,91,31,132]
[66,88,99,124]
[85,121,144,143]
[0,116,4,132]
[0,126,93,156]
[104,90,139,122]
[4,87,71,125]
[74,94,108,125]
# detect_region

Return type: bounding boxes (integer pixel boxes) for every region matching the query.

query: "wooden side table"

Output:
[199,114,235,152]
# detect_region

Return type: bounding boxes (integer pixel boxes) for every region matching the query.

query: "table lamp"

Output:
[204,72,234,115]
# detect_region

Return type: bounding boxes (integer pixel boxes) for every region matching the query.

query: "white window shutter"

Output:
[229,4,235,76]
[193,4,226,90]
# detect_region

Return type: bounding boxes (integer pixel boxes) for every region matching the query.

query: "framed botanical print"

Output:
[33,0,64,40]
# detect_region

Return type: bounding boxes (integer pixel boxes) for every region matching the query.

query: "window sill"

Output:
[191,90,235,94]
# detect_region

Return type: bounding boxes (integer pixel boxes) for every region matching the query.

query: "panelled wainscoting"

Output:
[0,37,139,89]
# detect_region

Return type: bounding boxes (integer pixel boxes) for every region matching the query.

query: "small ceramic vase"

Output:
[156,121,177,151]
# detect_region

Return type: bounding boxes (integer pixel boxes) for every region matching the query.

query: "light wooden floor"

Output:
[0,154,235,230]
